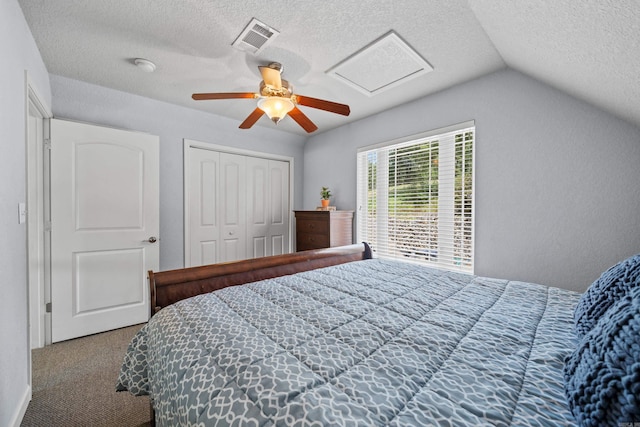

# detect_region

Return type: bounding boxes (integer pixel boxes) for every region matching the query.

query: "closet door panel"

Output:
[246,158,290,257]
[246,157,269,258]
[188,149,220,266]
[220,153,246,262]
[268,160,290,256]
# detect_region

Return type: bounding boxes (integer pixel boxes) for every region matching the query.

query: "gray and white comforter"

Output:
[117,258,581,426]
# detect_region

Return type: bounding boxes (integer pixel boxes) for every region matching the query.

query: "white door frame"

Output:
[25,72,52,353]
[183,139,295,267]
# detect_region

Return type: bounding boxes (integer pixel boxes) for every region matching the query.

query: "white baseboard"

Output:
[8,385,31,427]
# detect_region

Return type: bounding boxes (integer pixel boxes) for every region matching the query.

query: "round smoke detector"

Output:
[134,58,156,73]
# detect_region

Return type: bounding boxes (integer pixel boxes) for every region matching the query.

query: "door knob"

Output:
[147,236,157,243]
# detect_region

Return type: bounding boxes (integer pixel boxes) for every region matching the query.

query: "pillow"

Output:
[564,285,640,427]
[574,253,640,338]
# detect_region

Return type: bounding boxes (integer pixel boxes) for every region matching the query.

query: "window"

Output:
[356,122,474,273]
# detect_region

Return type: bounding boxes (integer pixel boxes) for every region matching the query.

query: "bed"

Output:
[116,243,640,426]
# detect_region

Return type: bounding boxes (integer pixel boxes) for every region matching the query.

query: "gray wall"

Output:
[50,75,307,270]
[303,69,640,292]
[1,1,52,425]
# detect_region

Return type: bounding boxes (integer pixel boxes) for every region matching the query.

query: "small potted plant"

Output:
[320,186,332,208]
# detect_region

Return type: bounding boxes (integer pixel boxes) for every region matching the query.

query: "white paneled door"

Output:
[246,157,290,258]
[220,153,247,262]
[186,143,290,267]
[187,147,220,266]
[50,119,159,342]
[267,159,291,256]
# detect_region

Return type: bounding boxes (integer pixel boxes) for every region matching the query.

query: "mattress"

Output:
[117,258,581,426]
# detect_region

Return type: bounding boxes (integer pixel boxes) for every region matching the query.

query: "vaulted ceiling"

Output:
[18,0,640,135]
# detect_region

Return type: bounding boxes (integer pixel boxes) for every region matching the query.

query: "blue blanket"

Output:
[117,259,581,426]
[565,285,640,426]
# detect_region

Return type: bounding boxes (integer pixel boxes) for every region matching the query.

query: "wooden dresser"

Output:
[294,210,354,251]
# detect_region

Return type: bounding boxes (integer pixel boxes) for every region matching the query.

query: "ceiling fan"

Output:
[192,62,350,133]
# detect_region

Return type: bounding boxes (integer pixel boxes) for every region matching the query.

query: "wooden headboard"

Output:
[148,242,373,316]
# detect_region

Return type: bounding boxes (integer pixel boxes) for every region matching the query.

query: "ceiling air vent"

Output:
[232,18,279,55]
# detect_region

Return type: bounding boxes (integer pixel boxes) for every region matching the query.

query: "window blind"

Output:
[356,125,474,273]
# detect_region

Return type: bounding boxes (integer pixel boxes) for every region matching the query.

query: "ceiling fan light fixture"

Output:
[257,97,294,124]
[192,61,350,132]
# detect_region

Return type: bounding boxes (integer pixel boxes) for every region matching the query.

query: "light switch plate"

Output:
[18,202,26,224]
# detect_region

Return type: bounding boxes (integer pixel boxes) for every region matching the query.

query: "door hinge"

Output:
[44,139,51,150]
[45,221,52,232]
[46,302,52,313]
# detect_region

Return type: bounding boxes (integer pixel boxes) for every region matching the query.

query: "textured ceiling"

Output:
[17,0,640,135]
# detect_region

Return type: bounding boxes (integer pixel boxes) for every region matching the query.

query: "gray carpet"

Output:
[21,324,151,427]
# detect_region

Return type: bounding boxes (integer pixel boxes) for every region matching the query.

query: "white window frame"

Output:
[356,121,475,273]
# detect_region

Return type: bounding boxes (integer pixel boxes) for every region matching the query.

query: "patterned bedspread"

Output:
[117,258,581,426]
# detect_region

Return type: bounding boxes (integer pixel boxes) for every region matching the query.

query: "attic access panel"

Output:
[327,31,433,96]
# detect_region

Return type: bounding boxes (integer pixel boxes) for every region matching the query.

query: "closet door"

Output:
[246,158,290,258]
[219,153,246,262]
[187,148,220,266]
[185,142,291,266]
[267,159,290,256]
[246,157,269,258]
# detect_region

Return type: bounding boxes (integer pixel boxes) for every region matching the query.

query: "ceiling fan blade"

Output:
[288,107,318,133]
[192,92,256,100]
[295,95,350,116]
[239,108,265,129]
[259,66,282,89]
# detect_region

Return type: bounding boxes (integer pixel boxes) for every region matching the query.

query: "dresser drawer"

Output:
[296,232,330,251]
[298,219,329,234]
